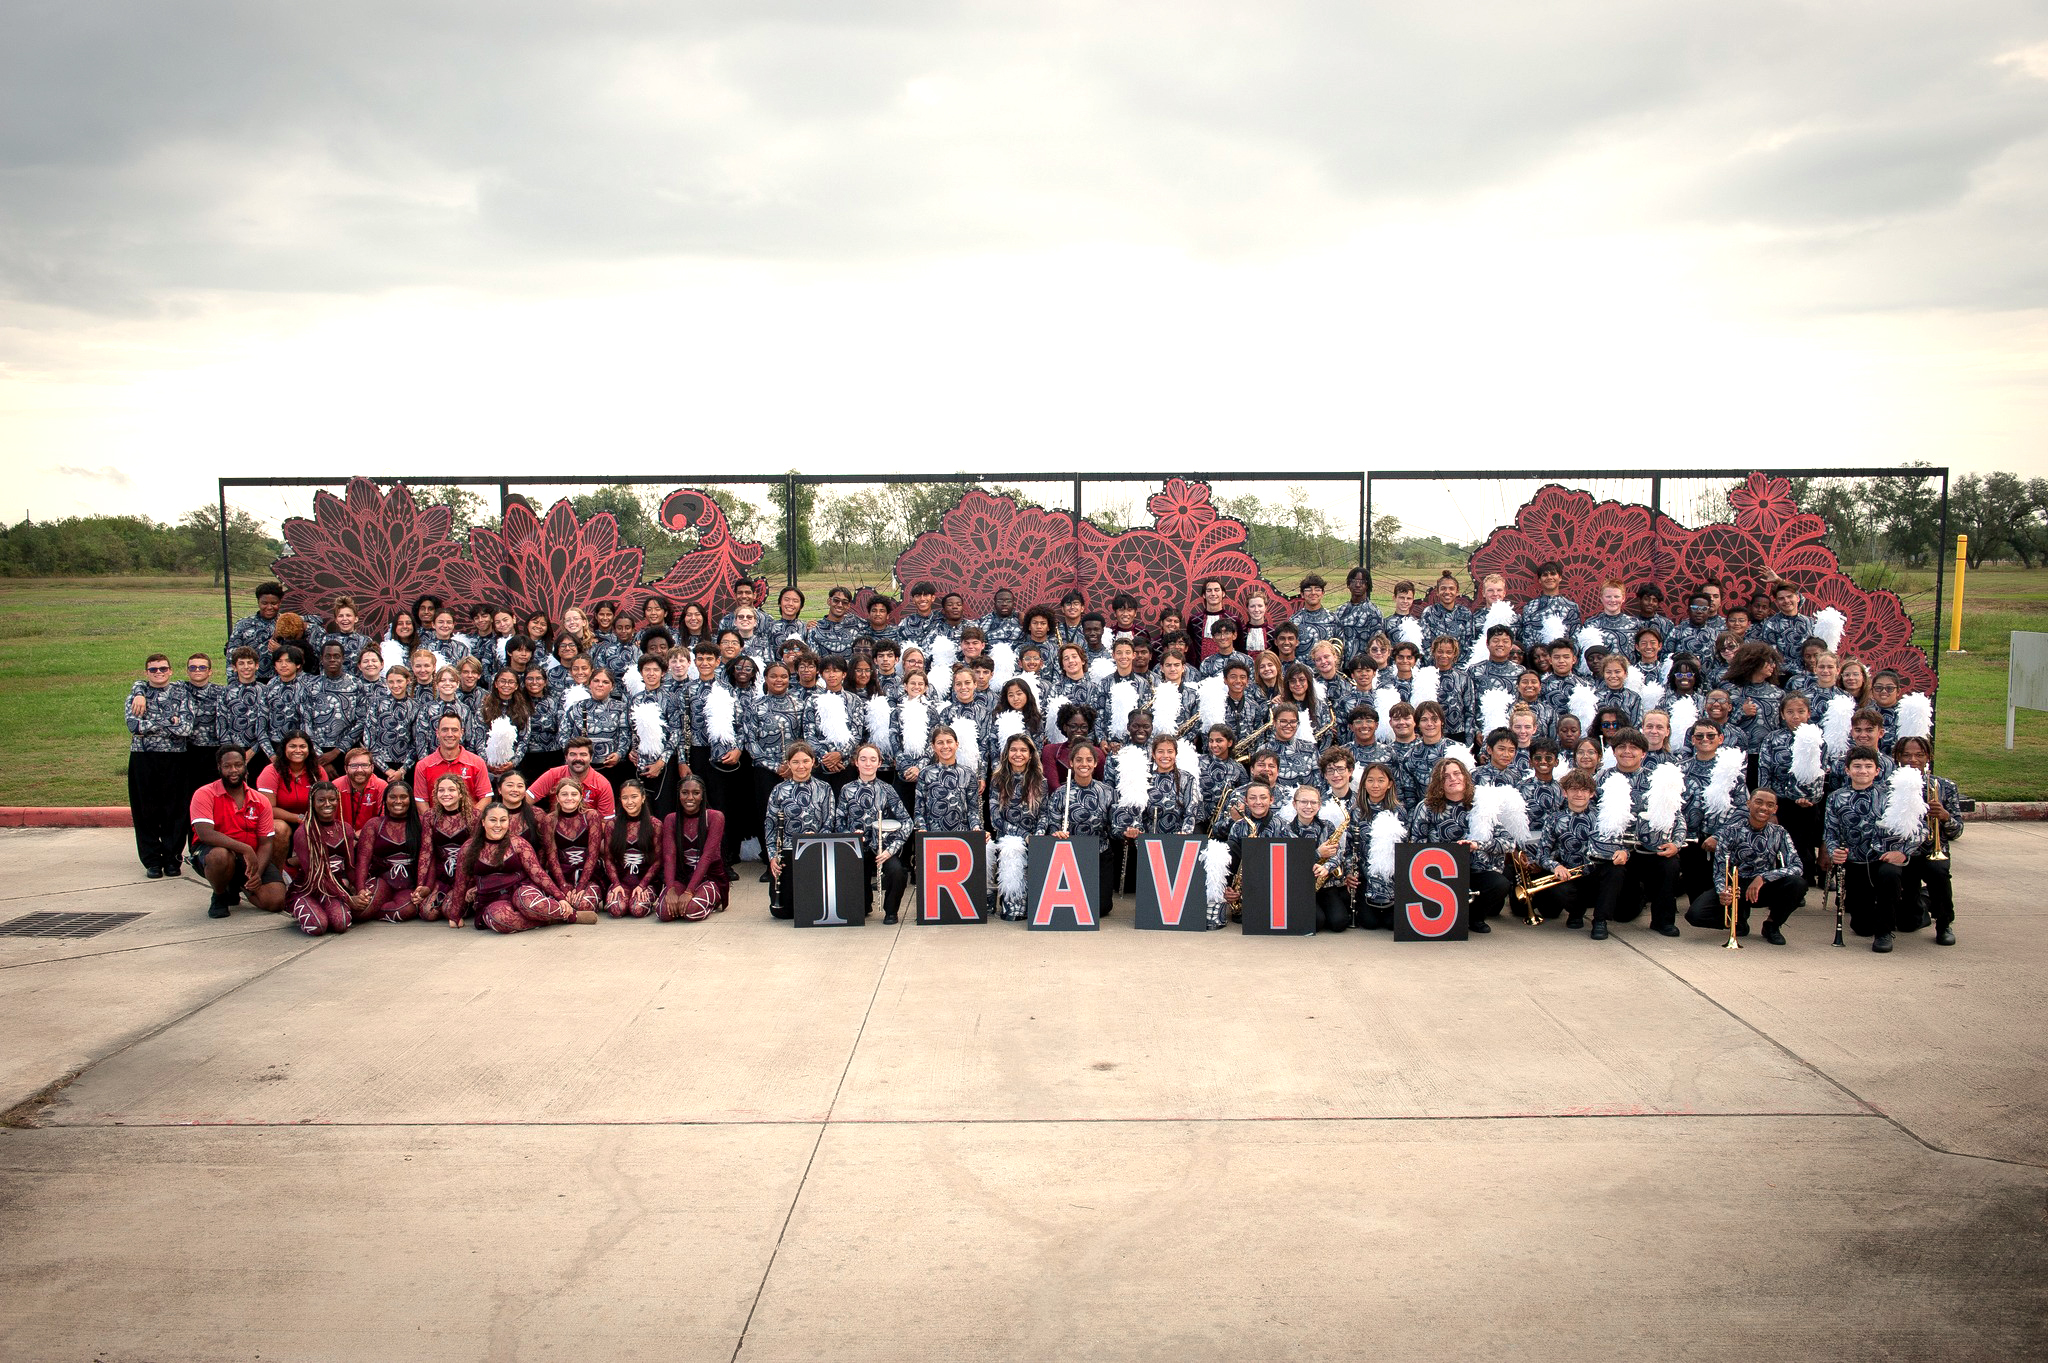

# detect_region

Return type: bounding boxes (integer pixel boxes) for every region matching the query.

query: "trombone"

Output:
[1722,855,1742,950]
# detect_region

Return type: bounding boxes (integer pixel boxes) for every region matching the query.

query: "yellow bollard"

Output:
[1948,534,1967,653]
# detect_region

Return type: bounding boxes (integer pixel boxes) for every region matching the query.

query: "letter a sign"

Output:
[1134,835,1209,931]
[1394,842,1470,941]
[1026,835,1100,930]
[917,834,988,924]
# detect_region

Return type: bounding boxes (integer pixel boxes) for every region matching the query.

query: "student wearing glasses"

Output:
[126,653,196,877]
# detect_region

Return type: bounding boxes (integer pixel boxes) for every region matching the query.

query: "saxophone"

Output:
[1231,717,1276,761]
[1313,802,1350,889]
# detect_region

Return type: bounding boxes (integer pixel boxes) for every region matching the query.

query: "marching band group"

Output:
[124,564,1962,951]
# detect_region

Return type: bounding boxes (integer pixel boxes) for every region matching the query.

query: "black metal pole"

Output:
[1650,476,1662,520]
[1356,474,1366,568]
[1071,475,1084,590]
[218,479,234,645]
[1364,474,1374,580]
[784,473,798,589]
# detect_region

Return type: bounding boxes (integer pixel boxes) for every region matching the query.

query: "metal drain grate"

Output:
[0,911,148,939]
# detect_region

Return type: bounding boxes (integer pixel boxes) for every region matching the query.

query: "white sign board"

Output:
[2009,632,2048,750]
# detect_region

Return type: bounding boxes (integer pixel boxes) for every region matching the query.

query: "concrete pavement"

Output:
[2,825,2043,1360]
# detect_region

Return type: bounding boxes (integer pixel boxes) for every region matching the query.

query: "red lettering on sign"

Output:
[1145,839,1200,927]
[1268,842,1292,931]
[1031,840,1094,927]
[1404,847,1461,937]
[920,836,980,921]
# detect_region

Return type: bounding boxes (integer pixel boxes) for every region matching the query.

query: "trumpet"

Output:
[1231,718,1276,761]
[1925,774,1949,862]
[1510,852,1565,925]
[1722,855,1742,950]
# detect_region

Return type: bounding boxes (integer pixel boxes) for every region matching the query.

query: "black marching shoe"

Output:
[145,866,164,879]
[883,910,898,925]
[1762,922,1786,946]
[207,896,232,919]
[1935,924,1955,946]
[1654,923,1681,938]
[1872,932,1895,953]
[1468,918,1491,933]
[1590,921,1609,940]
[1566,914,1584,930]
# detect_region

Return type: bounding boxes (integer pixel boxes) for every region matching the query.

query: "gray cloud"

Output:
[1,1,2044,312]
[52,465,134,486]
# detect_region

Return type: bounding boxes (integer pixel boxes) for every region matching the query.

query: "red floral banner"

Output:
[271,472,1931,690]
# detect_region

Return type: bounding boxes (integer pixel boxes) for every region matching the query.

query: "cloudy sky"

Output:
[4,0,2046,531]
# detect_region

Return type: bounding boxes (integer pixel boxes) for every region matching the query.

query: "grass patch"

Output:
[4,569,2045,806]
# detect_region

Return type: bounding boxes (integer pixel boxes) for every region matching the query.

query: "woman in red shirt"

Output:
[258,731,327,872]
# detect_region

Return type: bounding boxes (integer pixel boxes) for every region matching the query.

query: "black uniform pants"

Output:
[1530,871,1598,923]
[1684,874,1803,932]
[865,848,910,918]
[1591,852,1679,927]
[1843,859,1906,937]
[1471,868,1511,923]
[1315,885,1351,932]
[1898,853,1952,929]
[127,751,188,871]
[1778,799,1825,885]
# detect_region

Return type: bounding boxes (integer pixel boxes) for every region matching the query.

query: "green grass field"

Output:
[4,569,2045,806]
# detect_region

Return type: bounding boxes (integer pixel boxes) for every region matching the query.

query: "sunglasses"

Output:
[146,665,171,673]
[188,663,211,671]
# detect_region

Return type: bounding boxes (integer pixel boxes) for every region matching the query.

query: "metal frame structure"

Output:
[220,464,1949,688]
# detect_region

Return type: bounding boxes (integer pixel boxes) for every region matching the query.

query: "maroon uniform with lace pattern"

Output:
[660,808,729,920]
[447,837,573,934]
[355,812,424,921]
[604,812,664,918]
[289,821,357,936]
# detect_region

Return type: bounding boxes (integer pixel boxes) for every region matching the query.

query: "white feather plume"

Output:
[951,715,982,772]
[996,710,1025,749]
[899,694,931,760]
[562,683,590,713]
[1498,787,1533,845]
[1043,694,1070,740]
[1596,771,1633,840]
[1368,809,1404,884]
[1576,624,1606,656]
[1113,745,1150,813]
[1632,674,1665,712]
[1412,665,1440,706]
[929,634,958,682]
[1599,744,1617,771]
[997,833,1028,903]
[486,716,518,766]
[623,668,646,696]
[1315,795,1342,827]
[815,692,852,747]
[1645,763,1685,837]
[1395,615,1423,648]
[1539,611,1567,647]
[1569,682,1597,733]
[1109,679,1139,738]
[1088,655,1116,682]
[1203,839,1234,907]
[1822,694,1855,761]
[1704,746,1745,820]
[1880,764,1928,840]
[1443,742,1476,774]
[1791,723,1824,787]
[1669,695,1700,752]
[705,685,737,747]
[1197,675,1227,729]
[1373,685,1401,723]
[865,695,895,757]
[379,639,406,673]
[1176,738,1199,776]
[1153,681,1182,739]
[1480,690,1511,737]
[1897,692,1933,740]
[1813,606,1845,651]
[1469,785,1503,844]
[633,704,666,762]
[988,643,1017,691]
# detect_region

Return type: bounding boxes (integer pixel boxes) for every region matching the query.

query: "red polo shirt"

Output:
[335,775,388,828]
[189,781,274,851]
[529,765,615,818]
[412,749,490,806]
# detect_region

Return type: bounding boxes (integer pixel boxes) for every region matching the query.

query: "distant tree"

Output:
[768,474,816,575]
[179,505,277,583]
[412,484,490,541]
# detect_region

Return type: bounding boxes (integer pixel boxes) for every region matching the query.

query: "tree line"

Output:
[0,506,278,580]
